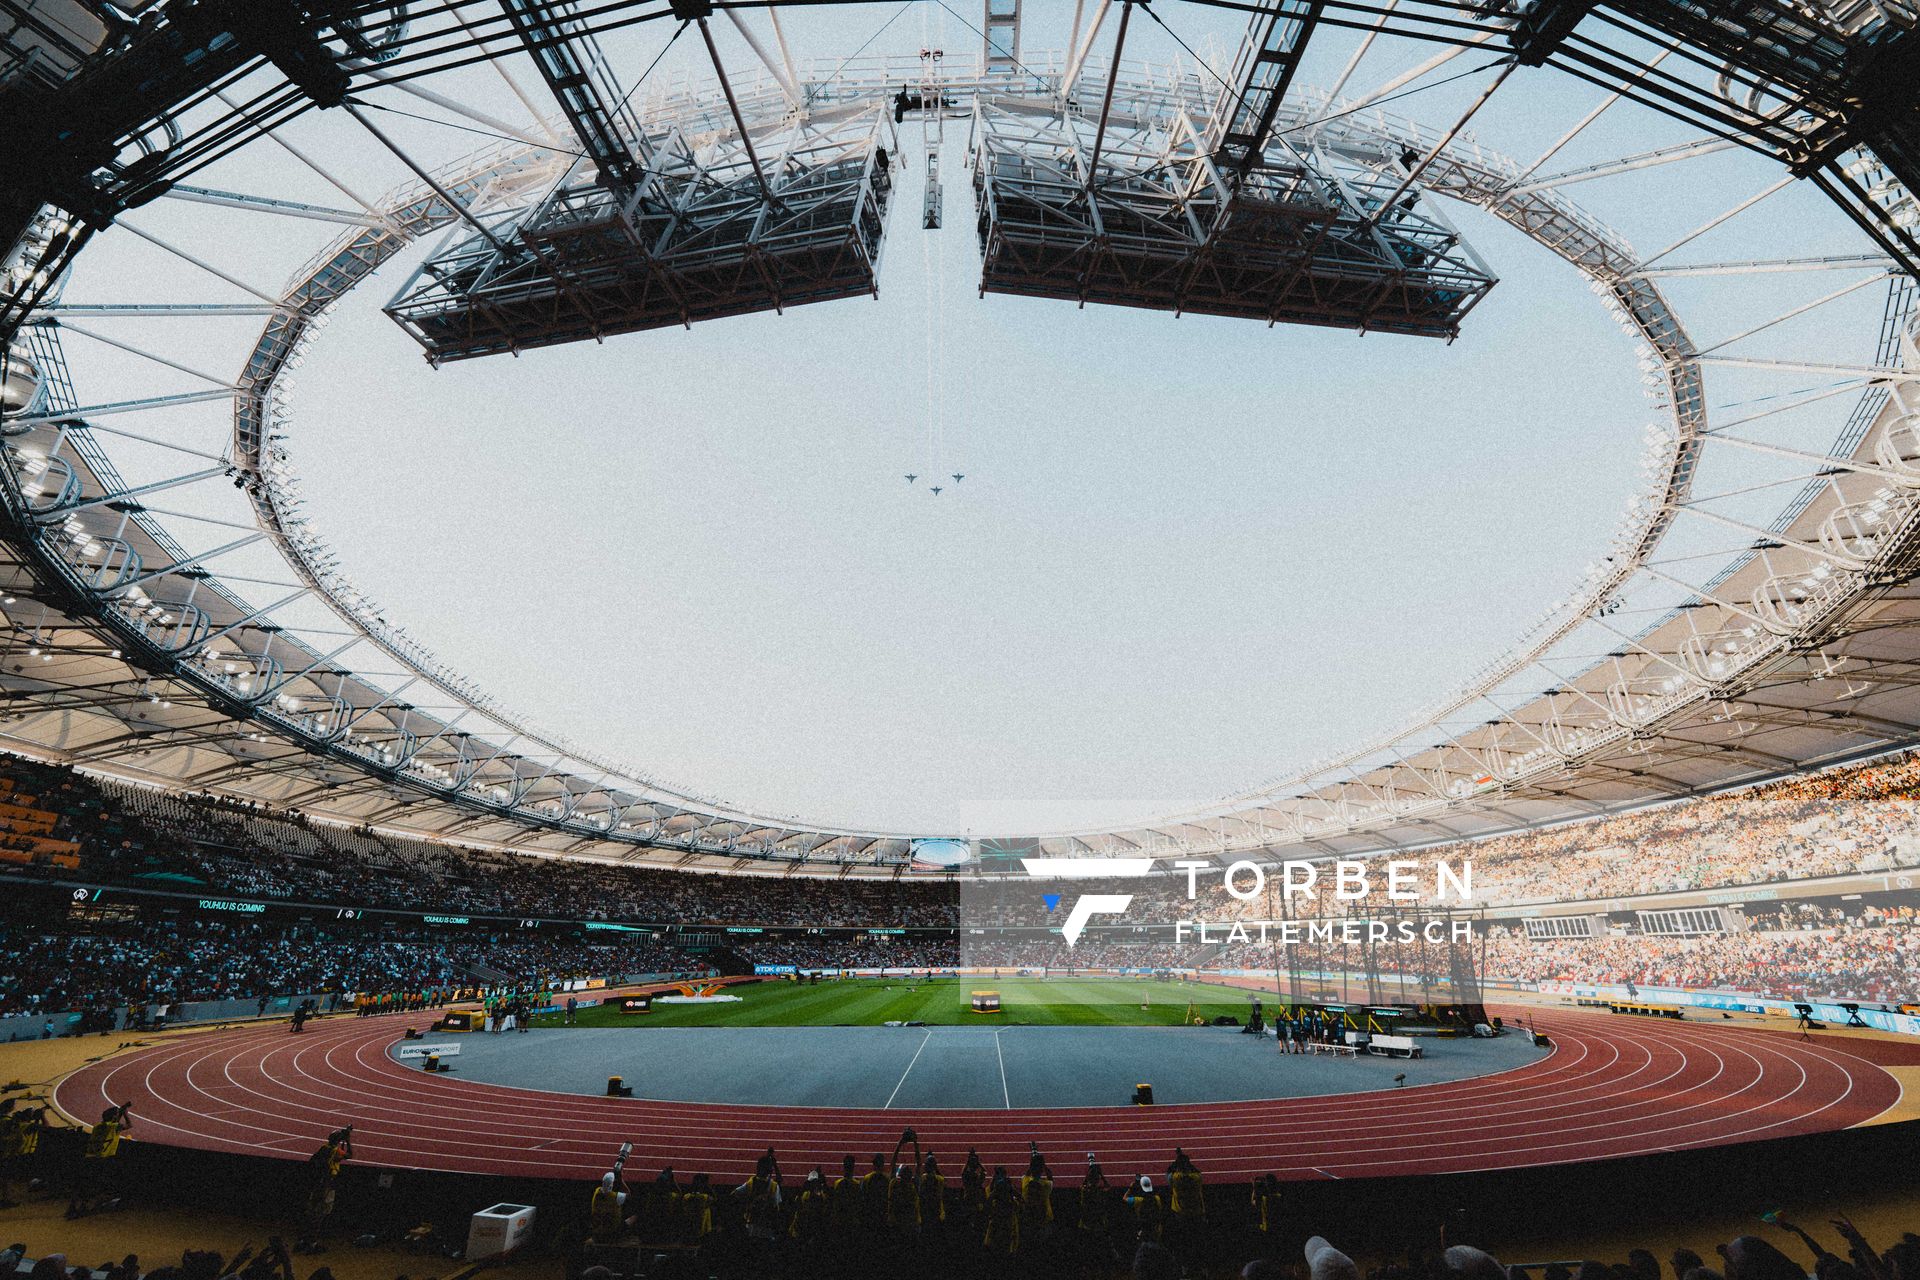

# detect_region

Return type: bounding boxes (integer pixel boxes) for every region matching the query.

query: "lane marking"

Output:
[995,1030,1011,1108]
[884,1031,934,1109]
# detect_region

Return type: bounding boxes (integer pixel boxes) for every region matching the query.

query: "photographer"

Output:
[67,1100,133,1218]
[885,1130,923,1236]
[734,1148,785,1244]
[1019,1142,1055,1251]
[918,1149,948,1236]
[590,1170,633,1241]
[0,1102,45,1210]
[1125,1175,1164,1244]
[1167,1148,1206,1254]
[297,1125,353,1252]
[1079,1155,1116,1237]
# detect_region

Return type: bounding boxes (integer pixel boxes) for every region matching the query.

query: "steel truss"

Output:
[6,0,1920,350]
[971,95,1497,334]
[385,101,896,360]
[0,4,1918,876]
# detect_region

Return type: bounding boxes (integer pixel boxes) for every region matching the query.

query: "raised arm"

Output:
[1831,1217,1893,1280]
[1769,1218,1835,1265]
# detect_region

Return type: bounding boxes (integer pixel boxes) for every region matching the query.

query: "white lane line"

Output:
[884,1031,934,1109]
[995,1030,1011,1109]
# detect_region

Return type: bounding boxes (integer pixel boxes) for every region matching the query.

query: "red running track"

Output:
[54,1008,1919,1183]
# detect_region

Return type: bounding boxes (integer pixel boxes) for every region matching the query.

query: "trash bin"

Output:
[466,1202,536,1260]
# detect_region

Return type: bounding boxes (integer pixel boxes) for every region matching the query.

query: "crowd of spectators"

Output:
[0,754,960,926]
[1462,754,1920,905]
[961,939,1202,971]
[9,1166,1918,1280]
[558,1146,1920,1280]
[6,905,1916,1019]
[734,939,960,970]
[1481,915,1920,1002]
[7,751,1920,934]
[569,1141,1226,1274]
[0,915,701,1019]
[7,747,1920,1011]
[729,939,1212,973]
[939,755,1920,933]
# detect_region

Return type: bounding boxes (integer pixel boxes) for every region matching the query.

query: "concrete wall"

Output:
[2,990,342,1041]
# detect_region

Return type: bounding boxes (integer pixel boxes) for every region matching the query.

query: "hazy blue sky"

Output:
[58,3,1892,834]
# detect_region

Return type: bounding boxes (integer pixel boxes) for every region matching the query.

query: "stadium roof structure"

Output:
[3,0,1920,875]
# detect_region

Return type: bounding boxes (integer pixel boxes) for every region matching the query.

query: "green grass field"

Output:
[530,976,1267,1028]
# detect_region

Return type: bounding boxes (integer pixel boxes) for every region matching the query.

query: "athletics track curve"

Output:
[53,1007,1919,1183]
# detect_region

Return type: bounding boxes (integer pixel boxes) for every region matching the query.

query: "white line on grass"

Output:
[884,1030,934,1109]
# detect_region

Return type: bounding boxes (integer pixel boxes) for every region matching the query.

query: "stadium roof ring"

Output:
[3,2,1920,874]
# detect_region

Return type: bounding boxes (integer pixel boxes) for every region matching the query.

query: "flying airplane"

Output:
[930,486,943,495]
[905,474,917,484]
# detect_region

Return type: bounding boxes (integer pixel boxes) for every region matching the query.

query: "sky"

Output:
[53,2,1894,836]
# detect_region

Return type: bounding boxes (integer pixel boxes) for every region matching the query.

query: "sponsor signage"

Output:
[394,1042,462,1059]
[423,914,471,925]
[754,964,797,975]
[198,898,265,914]
[1535,981,1920,1037]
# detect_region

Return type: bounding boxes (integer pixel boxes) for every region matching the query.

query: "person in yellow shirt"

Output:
[1018,1146,1054,1250]
[67,1102,132,1218]
[1166,1148,1206,1253]
[918,1153,947,1231]
[858,1152,893,1233]
[735,1151,785,1244]
[829,1155,861,1237]
[1078,1159,1115,1236]
[11,1106,44,1198]
[644,1168,679,1244]
[959,1148,986,1227]
[589,1171,632,1240]
[886,1162,920,1235]
[299,1126,354,1250]
[983,1167,1020,1255]
[789,1169,830,1247]
[1252,1173,1283,1236]
[1167,1149,1205,1216]
[679,1173,714,1244]
[0,1105,21,1210]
